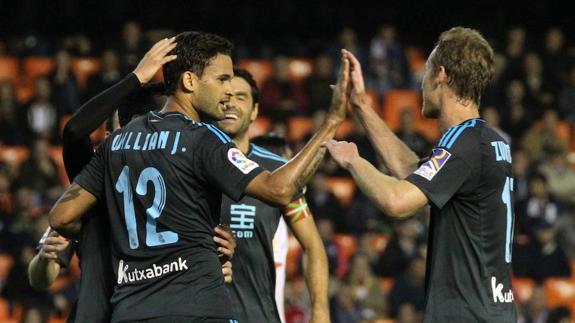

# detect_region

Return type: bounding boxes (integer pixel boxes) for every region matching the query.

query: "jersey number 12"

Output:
[115,166,179,249]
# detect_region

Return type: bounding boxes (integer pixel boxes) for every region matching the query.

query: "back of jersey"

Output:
[75,111,264,322]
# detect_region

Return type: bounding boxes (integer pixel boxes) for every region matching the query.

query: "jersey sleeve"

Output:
[406,129,478,209]
[196,127,264,201]
[73,137,108,199]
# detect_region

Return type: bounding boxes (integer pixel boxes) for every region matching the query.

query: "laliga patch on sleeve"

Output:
[227,148,260,174]
[413,148,451,181]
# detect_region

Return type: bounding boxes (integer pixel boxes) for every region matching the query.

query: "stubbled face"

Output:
[192,54,233,121]
[215,77,257,138]
[421,49,441,119]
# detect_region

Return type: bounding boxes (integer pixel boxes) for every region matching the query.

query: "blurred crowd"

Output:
[1,21,575,323]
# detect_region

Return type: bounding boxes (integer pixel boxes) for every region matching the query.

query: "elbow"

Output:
[381,195,414,219]
[48,210,79,238]
[273,185,294,207]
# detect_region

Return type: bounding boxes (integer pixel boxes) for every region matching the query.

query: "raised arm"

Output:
[62,38,177,180]
[344,50,419,179]
[244,52,350,205]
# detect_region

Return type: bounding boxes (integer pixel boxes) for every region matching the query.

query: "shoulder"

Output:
[248,144,287,170]
[436,119,483,154]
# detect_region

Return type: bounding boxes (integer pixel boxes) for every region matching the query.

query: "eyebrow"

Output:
[233,91,249,97]
[219,74,232,80]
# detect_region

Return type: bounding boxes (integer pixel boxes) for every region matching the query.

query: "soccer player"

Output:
[326,27,517,322]
[28,38,235,322]
[48,31,349,322]
[215,69,329,323]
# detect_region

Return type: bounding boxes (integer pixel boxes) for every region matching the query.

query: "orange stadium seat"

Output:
[334,118,355,140]
[324,177,356,207]
[365,89,381,114]
[248,117,272,139]
[0,253,14,281]
[286,234,303,279]
[287,58,313,83]
[533,120,571,147]
[0,57,19,83]
[15,81,35,102]
[0,146,29,171]
[22,57,55,81]
[512,277,535,304]
[237,59,274,87]
[288,116,313,142]
[406,46,427,73]
[381,89,421,130]
[333,234,358,277]
[378,277,395,294]
[415,118,441,143]
[369,233,390,254]
[71,57,101,89]
[543,278,575,308]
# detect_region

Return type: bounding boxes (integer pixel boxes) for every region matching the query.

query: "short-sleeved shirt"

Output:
[74,111,264,322]
[220,144,290,323]
[406,118,517,323]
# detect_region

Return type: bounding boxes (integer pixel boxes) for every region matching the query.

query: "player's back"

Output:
[407,119,517,322]
[82,111,241,322]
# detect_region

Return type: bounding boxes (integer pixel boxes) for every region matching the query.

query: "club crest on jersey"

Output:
[228,148,259,174]
[413,148,451,181]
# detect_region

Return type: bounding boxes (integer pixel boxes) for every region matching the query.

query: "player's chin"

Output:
[422,105,440,119]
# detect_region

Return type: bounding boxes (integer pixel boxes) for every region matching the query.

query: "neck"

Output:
[159,93,200,121]
[438,94,480,130]
[233,131,251,154]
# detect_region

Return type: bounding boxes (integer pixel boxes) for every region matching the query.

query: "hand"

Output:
[327,50,350,122]
[132,37,178,84]
[342,49,370,110]
[214,225,236,263]
[222,260,233,284]
[39,231,70,261]
[325,140,360,169]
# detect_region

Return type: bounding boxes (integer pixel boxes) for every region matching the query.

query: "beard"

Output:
[421,100,440,119]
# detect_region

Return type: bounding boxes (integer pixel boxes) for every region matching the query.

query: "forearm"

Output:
[303,242,330,318]
[63,73,141,140]
[28,254,61,290]
[347,157,420,218]
[354,104,419,178]
[267,117,341,203]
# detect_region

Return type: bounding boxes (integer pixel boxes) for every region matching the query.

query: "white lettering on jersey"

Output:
[491,276,514,303]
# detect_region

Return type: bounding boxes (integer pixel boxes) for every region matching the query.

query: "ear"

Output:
[436,65,448,84]
[250,103,259,122]
[181,71,199,93]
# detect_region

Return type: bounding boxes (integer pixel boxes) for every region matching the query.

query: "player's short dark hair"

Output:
[429,27,494,106]
[232,67,259,105]
[163,31,233,95]
[118,82,164,127]
[251,133,288,157]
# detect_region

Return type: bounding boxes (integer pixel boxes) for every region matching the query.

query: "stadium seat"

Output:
[248,117,272,139]
[287,116,313,142]
[543,278,575,308]
[22,57,55,82]
[15,81,34,102]
[533,120,571,147]
[71,57,101,89]
[237,59,274,87]
[406,46,427,73]
[0,57,19,83]
[287,58,313,83]
[381,89,421,130]
[334,118,355,140]
[415,118,441,143]
[0,253,14,281]
[333,234,357,277]
[369,233,390,254]
[512,277,535,304]
[286,234,303,279]
[378,277,395,294]
[324,177,356,206]
[365,89,381,114]
[0,146,29,170]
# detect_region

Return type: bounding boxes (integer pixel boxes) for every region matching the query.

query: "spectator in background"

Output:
[388,256,426,319]
[483,105,511,143]
[517,285,549,323]
[542,28,569,91]
[84,49,122,101]
[482,53,508,108]
[501,26,527,83]
[330,27,367,78]
[0,81,25,145]
[316,218,341,277]
[521,109,566,163]
[346,253,387,320]
[117,21,147,74]
[500,79,534,141]
[368,24,411,96]
[558,64,575,121]
[516,172,560,238]
[395,303,421,323]
[395,109,431,158]
[512,149,532,208]
[50,49,80,115]
[15,138,63,203]
[523,52,553,112]
[304,54,334,113]
[344,189,385,234]
[23,77,58,143]
[376,217,423,277]
[526,216,571,282]
[538,143,575,206]
[330,284,363,323]
[307,173,346,230]
[260,56,309,118]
